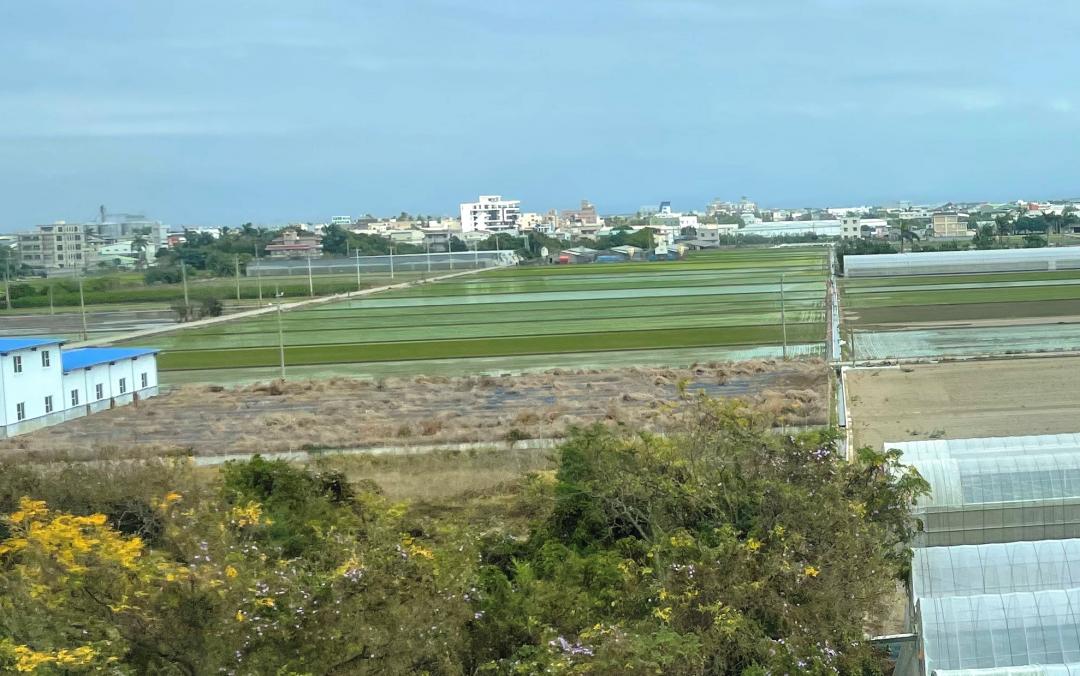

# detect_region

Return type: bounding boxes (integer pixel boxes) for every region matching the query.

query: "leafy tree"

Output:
[972,224,997,249]
[897,220,919,253]
[468,399,927,674]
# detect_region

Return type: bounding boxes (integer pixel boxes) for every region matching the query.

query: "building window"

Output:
[13,355,22,373]
[44,396,53,414]
[141,372,148,388]
[119,378,127,394]
[41,350,50,367]
[71,389,80,406]
[16,403,26,421]
[95,383,104,400]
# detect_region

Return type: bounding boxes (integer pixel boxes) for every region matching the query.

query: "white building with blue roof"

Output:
[0,337,159,438]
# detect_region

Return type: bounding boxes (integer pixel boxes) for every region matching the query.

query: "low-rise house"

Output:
[265,230,323,258]
[0,337,160,438]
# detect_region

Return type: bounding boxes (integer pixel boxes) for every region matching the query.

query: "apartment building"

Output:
[17,223,95,273]
[459,195,521,233]
[932,212,971,238]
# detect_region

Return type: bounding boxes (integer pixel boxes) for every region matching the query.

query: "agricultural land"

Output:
[841,268,1080,360]
[135,248,830,382]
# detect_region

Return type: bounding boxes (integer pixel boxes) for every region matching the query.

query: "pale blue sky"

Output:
[2,0,1079,229]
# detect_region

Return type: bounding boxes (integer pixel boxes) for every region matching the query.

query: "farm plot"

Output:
[841,268,1080,360]
[141,248,829,379]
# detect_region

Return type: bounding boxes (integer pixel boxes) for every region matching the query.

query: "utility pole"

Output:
[254,243,263,302]
[276,303,286,381]
[473,240,479,268]
[389,246,395,280]
[77,271,88,341]
[234,255,241,302]
[180,261,190,312]
[306,256,314,297]
[3,260,11,310]
[780,273,788,360]
[426,241,432,274]
[354,250,362,291]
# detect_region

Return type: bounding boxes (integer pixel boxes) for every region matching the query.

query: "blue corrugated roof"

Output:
[62,347,160,373]
[0,337,65,353]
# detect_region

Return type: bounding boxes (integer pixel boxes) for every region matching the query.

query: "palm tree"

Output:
[897,220,919,253]
[131,228,150,270]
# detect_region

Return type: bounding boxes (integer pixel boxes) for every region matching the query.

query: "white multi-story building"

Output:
[459,195,521,233]
[0,337,160,438]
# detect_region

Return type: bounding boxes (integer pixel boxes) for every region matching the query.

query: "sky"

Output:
[2,0,1080,230]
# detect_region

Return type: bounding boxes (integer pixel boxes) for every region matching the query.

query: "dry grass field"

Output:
[0,360,827,462]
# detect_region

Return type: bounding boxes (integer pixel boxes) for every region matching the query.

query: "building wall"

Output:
[2,351,158,439]
[0,344,64,432]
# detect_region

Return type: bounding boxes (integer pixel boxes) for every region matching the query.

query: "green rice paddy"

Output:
[840,261,1080,359]
[149,248,829,373]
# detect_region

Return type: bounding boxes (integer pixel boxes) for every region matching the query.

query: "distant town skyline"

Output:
[4,0,1080,229]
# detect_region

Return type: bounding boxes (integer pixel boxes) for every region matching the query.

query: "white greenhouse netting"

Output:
[933,663,1080,675]
[890,435,1080,463]
[919,588,1080,673]
[904,453,1080,547]
[912,540,1080,601]
[845,247,1080,277]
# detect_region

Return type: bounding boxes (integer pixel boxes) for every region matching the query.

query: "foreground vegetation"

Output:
[0,400,925,674]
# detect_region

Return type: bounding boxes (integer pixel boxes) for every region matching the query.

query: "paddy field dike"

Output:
[142,248,829,383]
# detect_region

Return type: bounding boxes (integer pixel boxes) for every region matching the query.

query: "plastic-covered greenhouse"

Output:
[931,665,1080,675]
[891,435,1080,463]
[844,247,1080,277]
[894,445,1080,547]
[912,540,1080,601]
[918,588,1080,673]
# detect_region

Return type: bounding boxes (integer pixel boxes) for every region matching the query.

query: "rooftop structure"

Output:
[738,220,842,238]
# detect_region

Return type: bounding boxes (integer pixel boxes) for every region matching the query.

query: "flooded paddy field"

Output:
[133,248,829,377]
[841,266,1080,360]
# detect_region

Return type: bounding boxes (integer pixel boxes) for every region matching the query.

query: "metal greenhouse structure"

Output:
[890,434,1080,675]
[889,437,1080,547]
[844,247,1080,277]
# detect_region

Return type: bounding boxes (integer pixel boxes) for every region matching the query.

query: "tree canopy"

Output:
[0,399,926,674]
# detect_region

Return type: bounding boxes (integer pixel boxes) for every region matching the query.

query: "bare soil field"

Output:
[846,356,1080,450]
[0,360,827,461]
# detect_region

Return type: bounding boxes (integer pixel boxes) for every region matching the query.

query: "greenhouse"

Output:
[898,447,1080,547]
[917,587,1080,673]
[912,539,1080,602]
[890,434,1080,463]
[844,247,1080,277]
[931,665,1080,676]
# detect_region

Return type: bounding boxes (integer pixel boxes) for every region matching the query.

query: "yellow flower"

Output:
[803,565,820,578]
[256,597,276,608]
[229,502,268,528]
[744,537,763,552]
[224,565,238,579]
[158,491,183,510]
[235,610,247,622]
